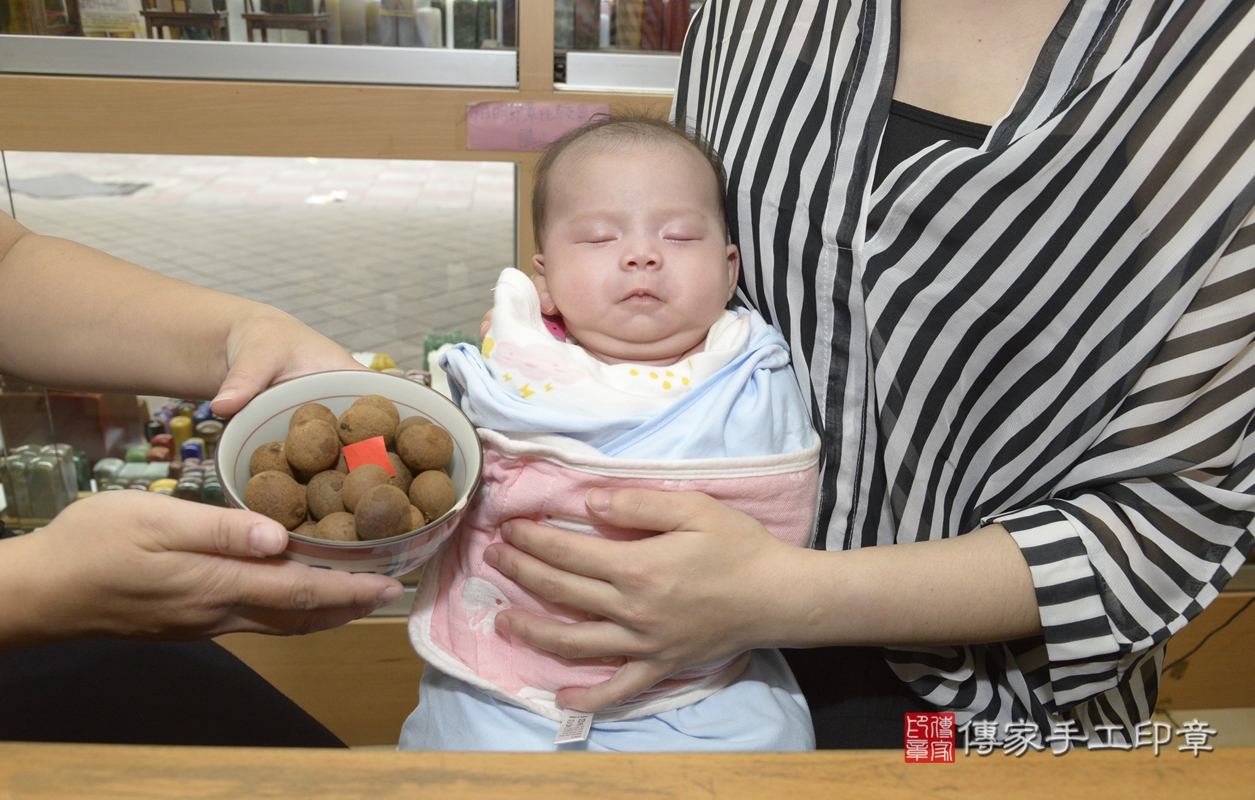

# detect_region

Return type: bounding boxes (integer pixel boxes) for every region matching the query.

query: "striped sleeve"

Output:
[992,218,1255,712]
[675,0,1255,735]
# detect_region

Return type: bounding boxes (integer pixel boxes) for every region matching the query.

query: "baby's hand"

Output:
[479,272,557,338]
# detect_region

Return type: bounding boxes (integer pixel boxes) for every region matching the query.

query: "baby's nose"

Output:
[622,243,661,270]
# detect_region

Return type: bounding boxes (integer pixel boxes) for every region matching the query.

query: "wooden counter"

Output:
[213,590,1255,747]
[0,742,1251,799]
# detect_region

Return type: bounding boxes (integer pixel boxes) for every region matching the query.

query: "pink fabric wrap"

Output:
[421,443,819,705]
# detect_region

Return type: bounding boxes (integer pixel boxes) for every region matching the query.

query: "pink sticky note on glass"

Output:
[466,102,612,152]
[343,436,395,476]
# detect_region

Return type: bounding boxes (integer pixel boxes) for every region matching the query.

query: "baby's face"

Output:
[534,141,739,365]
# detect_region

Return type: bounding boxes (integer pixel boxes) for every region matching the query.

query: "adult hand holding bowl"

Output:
[215,371,483,578]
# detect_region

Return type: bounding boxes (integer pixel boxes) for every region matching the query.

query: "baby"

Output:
[402,117,821,751]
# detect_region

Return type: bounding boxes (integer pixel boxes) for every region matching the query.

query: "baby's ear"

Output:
[726,244,741,298]
[530,256,558,315]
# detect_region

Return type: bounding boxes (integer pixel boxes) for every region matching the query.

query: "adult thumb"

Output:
[148,495,289,557]
[210,364,269,418]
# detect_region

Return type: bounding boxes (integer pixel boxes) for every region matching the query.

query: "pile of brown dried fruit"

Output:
[243,395,457,542]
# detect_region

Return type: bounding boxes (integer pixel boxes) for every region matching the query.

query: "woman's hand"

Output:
[212,309,366,418]
[485,487,808,712]
[486,487,1044,713]
[0,491,403,651]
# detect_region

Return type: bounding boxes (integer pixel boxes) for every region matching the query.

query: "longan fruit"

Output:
[244,470,306,530]
[313,511,358,542]
[409,469,456,521]
[396,424,454,473]
[354,485,411,541]
[395,415,430,439]
[289,402,337,430]
[291,467,318,485]
[337,404,395,448]
[340,463,390,512]
[387,452,413,494]
[250,441,293,479]
[285,420,340,474]
[354,394,401,428]
[306,470,346,520]
[292,519,319,539]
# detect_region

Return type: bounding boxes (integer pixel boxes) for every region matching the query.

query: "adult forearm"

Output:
[0,223,275,399]
[771,524,1042,649]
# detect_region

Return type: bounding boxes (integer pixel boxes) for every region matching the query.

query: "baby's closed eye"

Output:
[660,219,708,242]
[575,230,618,244]
[663,229,703,242]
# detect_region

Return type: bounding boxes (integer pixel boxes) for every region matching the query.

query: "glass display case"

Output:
[0,375,150,532]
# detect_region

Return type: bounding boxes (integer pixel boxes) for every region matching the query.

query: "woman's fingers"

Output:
[555,660,673,713]
[496,518,630,582]
[487,534,623,616]
[134,494,403,611]
[225,557,403,617]
[137,494,289,557]
[107,491,403,624]
[582,487,716,537]
[494,610,643,661]
[210,358,272,417]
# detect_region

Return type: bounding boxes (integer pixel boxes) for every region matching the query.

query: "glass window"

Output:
[556,0,697,53]
[554,0,697,92]
[0,0,517,85]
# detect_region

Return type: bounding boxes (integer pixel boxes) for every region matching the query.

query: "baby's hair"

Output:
[531,114,729,251]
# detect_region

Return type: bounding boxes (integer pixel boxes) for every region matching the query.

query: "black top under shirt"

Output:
[873,100,992,190]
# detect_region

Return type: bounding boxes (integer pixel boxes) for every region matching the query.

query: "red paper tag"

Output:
[342,436,394,476]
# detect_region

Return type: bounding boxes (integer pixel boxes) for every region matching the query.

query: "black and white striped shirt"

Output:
[675,0,1255,738]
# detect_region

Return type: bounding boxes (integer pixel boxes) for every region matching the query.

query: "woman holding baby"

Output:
[483,0,1255,748]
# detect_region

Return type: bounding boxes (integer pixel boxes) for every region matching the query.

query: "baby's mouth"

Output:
[621,288,661,303]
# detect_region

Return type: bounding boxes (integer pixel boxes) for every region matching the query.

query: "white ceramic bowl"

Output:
[216,370,482,577]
